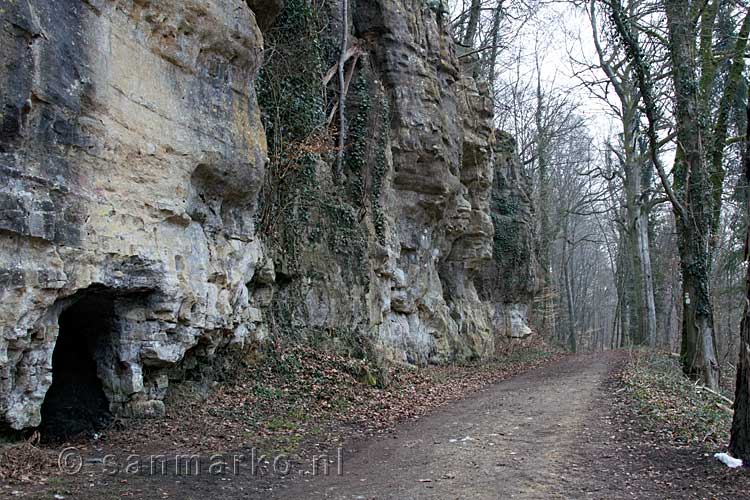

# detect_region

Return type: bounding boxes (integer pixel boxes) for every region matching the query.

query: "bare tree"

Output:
[583,0,660,347]
[606,0,750,389]
[462,0,483,46]
[336,0,349,180]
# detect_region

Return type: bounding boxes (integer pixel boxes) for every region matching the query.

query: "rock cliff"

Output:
[0,0,539,431]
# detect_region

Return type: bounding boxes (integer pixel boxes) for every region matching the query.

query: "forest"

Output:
[0,0,749,497]
[448,0,750,461]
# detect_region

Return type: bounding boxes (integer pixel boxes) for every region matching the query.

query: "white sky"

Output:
[519,3,621,140]
[447,1,637,157]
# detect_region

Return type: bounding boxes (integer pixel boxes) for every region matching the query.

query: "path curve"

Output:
[270,352,617,499]
[50,351,750,499]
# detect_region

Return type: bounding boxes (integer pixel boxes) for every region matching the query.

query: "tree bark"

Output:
[486,0,504,81]
[462,0,481,47]
[562,221,577,352]
[729,103,750,461]
[636,206,657,346]
[336,0,349,181]
[665,0,720,389]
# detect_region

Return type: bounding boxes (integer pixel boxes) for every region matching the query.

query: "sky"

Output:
[442,5,613,177]
[447,0,624,144]
[524,3,622,139]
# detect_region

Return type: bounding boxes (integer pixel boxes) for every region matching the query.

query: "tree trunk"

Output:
[563,241,577,353]
[615,235,631,348]
[336,0,349,180]
[665,0,720,389]
[677,226,720,389]
[729,103,750,461]
[620,101,651,346]
[635,207,657,347]
[462,0,481,47]
[625,213,646,345]
[730,274,750,461]
[486,0,503,82]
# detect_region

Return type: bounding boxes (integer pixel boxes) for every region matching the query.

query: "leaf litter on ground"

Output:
[621,349,733,448]
[0,335,562,488]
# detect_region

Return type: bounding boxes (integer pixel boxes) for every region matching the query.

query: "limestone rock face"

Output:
[477,131,542,340]
[352,0,496,364]
[0,0,540,430]
[0,0,269,429]
[354,0,494,362]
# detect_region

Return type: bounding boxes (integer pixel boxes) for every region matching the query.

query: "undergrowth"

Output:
[622,349,733,447]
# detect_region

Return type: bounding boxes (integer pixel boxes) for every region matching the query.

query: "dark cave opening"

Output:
[39,293,114,442]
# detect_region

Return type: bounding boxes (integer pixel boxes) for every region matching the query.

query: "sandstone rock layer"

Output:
[0,0,539,430]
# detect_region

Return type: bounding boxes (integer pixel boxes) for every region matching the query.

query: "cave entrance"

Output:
[40,293,114,441]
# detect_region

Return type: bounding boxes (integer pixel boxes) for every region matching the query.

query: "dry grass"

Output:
[622,349,733,447]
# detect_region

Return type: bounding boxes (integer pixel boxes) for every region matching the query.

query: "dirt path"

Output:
[263,352,615,499]
[262,351,750,500]
[23,351,750,499]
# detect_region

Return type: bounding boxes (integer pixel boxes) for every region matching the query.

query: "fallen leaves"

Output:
[0,337,561,495]
[0,441,51,482]
[621,350,733,447]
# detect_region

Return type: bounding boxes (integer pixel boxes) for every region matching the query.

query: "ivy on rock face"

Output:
[346,71,371,204]
[372,94,390,245]
[491,181,523,267]
[257,0,326,264]
[254,0,392,354]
